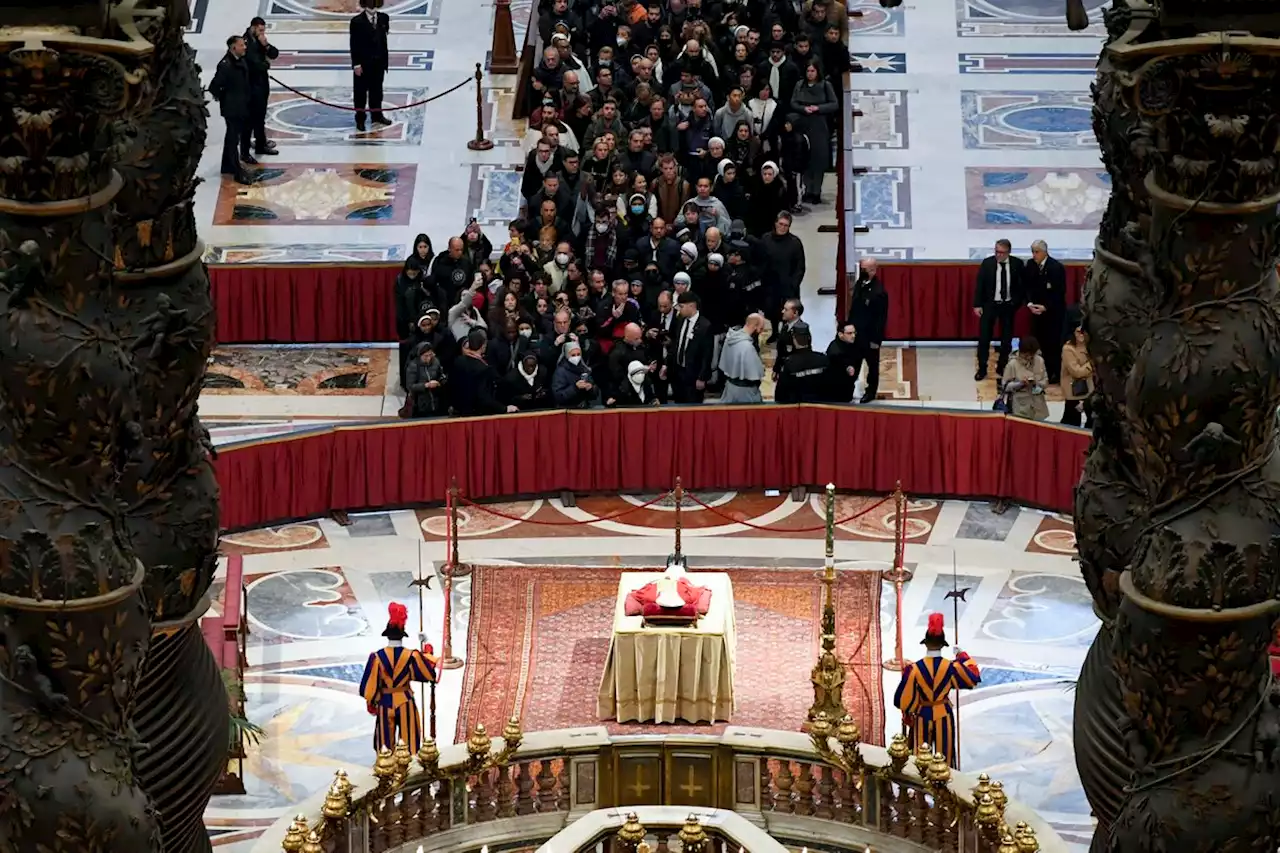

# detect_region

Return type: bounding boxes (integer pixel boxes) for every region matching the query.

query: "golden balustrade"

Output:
[258,726,1063,853]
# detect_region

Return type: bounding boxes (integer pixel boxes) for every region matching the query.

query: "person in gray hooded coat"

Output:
[717,313,767,404]
[403,342,447,418]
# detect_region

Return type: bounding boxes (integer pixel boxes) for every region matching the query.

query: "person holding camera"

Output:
[1000,336,1049,421]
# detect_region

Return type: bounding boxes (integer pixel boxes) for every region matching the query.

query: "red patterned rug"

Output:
[456,566,883,743]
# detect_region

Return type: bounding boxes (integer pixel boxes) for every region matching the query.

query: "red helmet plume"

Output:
[927,612,944,636]
[388,602,408,629]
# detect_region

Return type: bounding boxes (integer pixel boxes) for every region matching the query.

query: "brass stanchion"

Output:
[669,476,685,568]
[805,483,848,730]
[439,480,465,670]
[882,481,911,672]
[466,63,494,151]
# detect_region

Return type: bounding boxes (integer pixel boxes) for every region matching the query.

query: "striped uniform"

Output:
[892,652,981,768]
[359,644,439,753]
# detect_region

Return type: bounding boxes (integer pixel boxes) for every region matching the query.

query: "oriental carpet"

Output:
[455,565,883,743]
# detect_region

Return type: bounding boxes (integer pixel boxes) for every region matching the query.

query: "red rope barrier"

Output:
[456,489,675,525]
[265,72,474,113]
[683,491,893,532]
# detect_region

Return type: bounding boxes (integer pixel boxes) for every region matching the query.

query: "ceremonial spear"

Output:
[943,549,970,769]
[409,546,437,740]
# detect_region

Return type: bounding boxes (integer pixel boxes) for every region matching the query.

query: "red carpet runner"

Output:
[456,565,884,743]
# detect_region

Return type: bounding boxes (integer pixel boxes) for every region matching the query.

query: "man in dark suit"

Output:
[847,257,890,403]
[664,291,714,403]
[349,0,391,132]
[972,238,1025,380]
[207,35,252,185]
[1023,239,1068,384]
[242,16,279,158]
[636,217,682,281]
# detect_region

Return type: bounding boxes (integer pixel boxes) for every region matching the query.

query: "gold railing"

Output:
[255,727,1068,853]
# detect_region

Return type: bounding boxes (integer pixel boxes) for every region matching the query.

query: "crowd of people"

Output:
[392,0,870,419]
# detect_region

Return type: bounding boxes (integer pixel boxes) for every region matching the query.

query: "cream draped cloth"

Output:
[597,572,737,724]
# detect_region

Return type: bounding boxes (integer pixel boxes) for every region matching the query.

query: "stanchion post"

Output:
[439,481,465,670]
[466,63,494,151]
[490,0,519,74]
[882,480,912,671]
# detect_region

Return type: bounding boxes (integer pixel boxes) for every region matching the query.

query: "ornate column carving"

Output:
[0,2,226,851]
[1075,2,1280,849]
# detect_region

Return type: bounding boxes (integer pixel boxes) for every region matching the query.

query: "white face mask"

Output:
[568,354,582,365]
[519,328,533,338]
[595,222,609,233]
[555,252,570,266]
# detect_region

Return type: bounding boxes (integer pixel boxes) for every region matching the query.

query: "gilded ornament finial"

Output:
[974,793,1001,831]
[322,779,350,820]
[300,830,323,853]
[281,817,305,853]
[617,811,646,846]
[373,747,397,784]
[417,736,440,773]
[997,830,1018,853]
[392,740,413,779]
[973,772,991,801]
[502,716,523,751]
[1015,823,1039,852]
[926,752,951,786]
[334,768,353,797]
[678,813,710,852]
[468,723,493,765]
[887,733,910,772]
[913,743,933,776]
[989,780,1008,814]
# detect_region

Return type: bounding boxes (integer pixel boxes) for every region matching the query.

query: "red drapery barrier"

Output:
[207,261,1091,344]
[876,262,1089,341]
[209,263,400,343]
[214,406,1089,531]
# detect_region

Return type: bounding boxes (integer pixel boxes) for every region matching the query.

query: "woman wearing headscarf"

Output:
[747,161,788,236]
[402,342,447,418]
[552,339,598,408]
[724,119,763,183]
[789,61,839,204]
[614,359,657,406]
[713,159,749,223]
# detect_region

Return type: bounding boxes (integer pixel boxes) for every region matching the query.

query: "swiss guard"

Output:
[892,612,981,768]
[359,602,439,753]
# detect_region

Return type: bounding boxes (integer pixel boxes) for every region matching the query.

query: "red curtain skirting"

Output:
[214,406,1088,531]
[207,261,1089,344]
[209,263,400,343]
[877,262,1089,342]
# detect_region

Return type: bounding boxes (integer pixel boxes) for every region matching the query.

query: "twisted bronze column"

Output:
[1075,2,1280,849]
[0,3,225,851]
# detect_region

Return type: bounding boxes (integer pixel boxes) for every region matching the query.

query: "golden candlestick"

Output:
[806,483,847,729]
[673,477,684,563]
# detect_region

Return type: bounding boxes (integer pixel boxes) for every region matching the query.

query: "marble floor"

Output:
[850,0,1106,260]
[208,491,1094,852]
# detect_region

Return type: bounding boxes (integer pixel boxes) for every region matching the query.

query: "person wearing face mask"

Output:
[584,207,621,276]
[486,315,535,376]
[501,351,552,411]
[402,342,447,418]
[553,340,598,408]
[544,241,575,294]
[615,359,658,406]
[717,313,766,404]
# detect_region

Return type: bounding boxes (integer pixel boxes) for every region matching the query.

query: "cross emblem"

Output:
[679,765,704,799]
[627,765,652,800]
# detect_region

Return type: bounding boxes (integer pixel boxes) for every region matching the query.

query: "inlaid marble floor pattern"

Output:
[208,493,1092,852]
